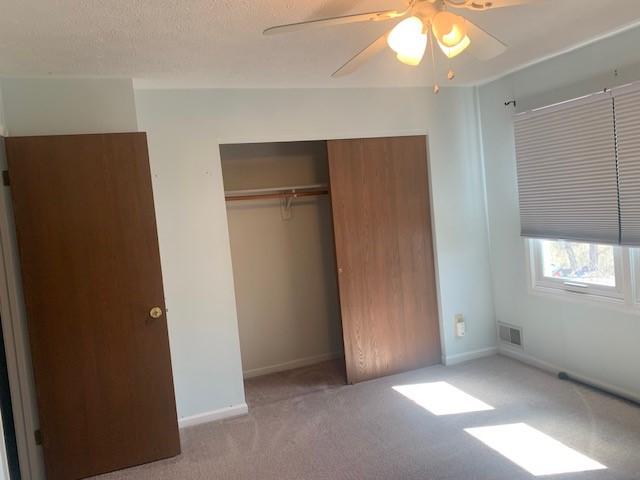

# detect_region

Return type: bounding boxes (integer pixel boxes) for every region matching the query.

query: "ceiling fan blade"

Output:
[332,31,390,78]
[264,10,405,35]
[464,18,508,60]
[490,0,534,6]
[446,0,533,10]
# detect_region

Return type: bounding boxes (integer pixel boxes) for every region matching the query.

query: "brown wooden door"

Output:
[5,133,180,480]
[327,136,441,384]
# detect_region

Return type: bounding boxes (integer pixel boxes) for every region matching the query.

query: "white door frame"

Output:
[0,136,45,480]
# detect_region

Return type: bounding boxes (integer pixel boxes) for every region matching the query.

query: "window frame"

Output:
[527,238,626,302]
[630,248,640,306]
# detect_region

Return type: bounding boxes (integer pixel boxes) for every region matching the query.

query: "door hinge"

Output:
[34,429,42,446]
[2,170,9,187]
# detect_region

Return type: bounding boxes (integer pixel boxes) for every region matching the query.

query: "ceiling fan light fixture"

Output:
[387,16,428,66]
[432,11,468,47]
[395,45,427,66]
[437,35,471,58]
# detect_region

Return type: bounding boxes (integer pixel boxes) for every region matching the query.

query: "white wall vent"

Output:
[498,322,523,348]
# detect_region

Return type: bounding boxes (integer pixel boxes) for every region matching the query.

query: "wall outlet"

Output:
[455,314,466,338]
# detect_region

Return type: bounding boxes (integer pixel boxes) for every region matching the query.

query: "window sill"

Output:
[528,284,640,316]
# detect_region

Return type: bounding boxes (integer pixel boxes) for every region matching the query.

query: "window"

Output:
[519,82,640,309]
[529,239,624,300]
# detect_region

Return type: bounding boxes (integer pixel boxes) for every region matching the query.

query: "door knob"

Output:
[149,306,164,319]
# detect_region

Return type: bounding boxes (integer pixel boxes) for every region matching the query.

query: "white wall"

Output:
[221,142,342,377]
[220,141,329,190]
[135,86,497,420]
[479,26,640,399]
[0,78,137,135]
[0,87,7,136]
[227,198,342,376]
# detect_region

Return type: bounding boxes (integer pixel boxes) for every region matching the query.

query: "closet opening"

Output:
[220,140,346,408]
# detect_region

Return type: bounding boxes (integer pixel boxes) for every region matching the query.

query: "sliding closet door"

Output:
[327,136,441,384]
[5,133,180,480]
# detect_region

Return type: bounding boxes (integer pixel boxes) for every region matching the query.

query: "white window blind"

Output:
[514,93,620,244]
[613,85,640,245]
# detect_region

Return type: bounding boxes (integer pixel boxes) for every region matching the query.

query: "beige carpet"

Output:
[95,356,640,480]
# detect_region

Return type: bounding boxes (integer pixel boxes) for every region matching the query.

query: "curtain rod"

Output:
[505,78,640,114]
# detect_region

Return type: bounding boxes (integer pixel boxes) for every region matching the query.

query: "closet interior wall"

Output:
[220,141,343,379]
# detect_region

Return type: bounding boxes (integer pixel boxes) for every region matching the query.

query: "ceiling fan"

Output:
[264,0,530,89]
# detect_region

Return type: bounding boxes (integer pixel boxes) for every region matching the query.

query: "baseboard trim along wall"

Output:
[242,352,342,379]
[499,346,640,404]
[444,346,498,366]
[178,403,249,429]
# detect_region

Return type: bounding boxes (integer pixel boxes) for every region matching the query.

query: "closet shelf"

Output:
[225,183,329,202]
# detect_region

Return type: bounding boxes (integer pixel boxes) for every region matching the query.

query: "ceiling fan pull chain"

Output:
[428,27,440,94]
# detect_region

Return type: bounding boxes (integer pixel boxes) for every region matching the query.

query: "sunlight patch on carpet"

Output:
[392,381,494,416]
[465,423,606,476]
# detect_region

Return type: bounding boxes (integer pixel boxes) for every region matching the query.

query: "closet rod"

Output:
[225,184,329,202]
[225,190,328,202]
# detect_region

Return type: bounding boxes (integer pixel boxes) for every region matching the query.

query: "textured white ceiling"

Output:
[1,0,640,87]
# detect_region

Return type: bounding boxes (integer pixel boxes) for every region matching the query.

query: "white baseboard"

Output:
[444,346,498,366]
[243,352,342,379]
[178,403,248,429]
[499,346,640,404]
[498,346,557,374]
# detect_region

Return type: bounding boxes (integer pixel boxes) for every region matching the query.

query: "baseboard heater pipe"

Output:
[558,372,640,408]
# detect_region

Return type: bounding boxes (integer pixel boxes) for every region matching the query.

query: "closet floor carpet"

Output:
[95,355,640,480]
[244,359,346,408]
